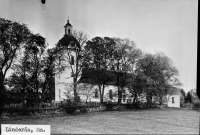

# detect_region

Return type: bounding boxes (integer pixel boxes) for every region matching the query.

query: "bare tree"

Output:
[78,83,95,103]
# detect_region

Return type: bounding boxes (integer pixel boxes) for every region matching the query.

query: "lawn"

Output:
[1,108,199,134]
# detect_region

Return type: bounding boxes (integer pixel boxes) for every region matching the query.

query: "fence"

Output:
[2,101,101,111]
[3,102,60,109]
[1,101,103,117]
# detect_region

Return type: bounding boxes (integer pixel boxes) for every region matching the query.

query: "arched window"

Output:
[95,89,98,98]
[123,95,126,102]
[109,90,113,99]
[68,29,71,34]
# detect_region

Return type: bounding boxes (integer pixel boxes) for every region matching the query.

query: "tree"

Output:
[63,83,94,103]
[180,89,186,103]
[112,38,141,103]
[41,48,55,102]
[77,83,95,103]
[40,47,68,102]
[135,52,180,107]
[128,73,146,105]
[23,33,46,107]
[186,92,192,103]
[84,37,116,103]
[9,53,32,93]
[0,18,30,111]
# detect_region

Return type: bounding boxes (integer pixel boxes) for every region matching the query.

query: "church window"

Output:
[109,90,113,99]
[123,95,126,102]
[95,89,98,98]
[68,29,71,34]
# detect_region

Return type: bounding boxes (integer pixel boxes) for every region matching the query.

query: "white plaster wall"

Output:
[65,26,72,35]
[55,69,73,102]
[167,95,180,108]
[84,85,118,102]
[55,51,79,102]
[56,74,133,103]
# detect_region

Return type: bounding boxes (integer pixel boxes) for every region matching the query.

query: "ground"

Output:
[1,108,199,134]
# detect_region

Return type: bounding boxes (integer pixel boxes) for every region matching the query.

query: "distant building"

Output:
[166,87,181,108]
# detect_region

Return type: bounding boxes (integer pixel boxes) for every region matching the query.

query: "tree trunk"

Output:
[0,80,4,112]
[98,85,104,104]
[0,73,5,114]
[102,84,105,103]
[159,96,163,107]
[133,91,137,104]
[148,93,152,108]
[118,86,122,104]
[73,79,77,102]
[117,72,122,104]
[35,71,40,109]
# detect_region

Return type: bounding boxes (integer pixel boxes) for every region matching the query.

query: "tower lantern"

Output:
[64,17,73,35]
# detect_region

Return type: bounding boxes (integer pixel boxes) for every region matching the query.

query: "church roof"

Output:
[78,69,181,95]
[78,68,135,86]
[57,34,80,49]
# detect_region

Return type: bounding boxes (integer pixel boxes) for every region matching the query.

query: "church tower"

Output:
[64,17,73,35]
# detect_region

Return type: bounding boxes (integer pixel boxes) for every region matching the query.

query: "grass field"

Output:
[1,108,199,134]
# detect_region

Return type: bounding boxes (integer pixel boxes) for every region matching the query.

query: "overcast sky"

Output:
[0,0,197,92]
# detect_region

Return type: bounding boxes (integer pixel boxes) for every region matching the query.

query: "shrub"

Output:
[193,101,200,110]
[133,101,144,109]
[58,99,78,114]
[80,107,87,113]
[113,105,126,111]
[180,102,187,108]
[185,102,193,109]
[103,102,116,111]
[125,103,135,109]
[151,102,160,108]
[64,106,78,114]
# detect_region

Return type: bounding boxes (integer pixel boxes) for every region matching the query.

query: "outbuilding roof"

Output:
[166,86,181,95]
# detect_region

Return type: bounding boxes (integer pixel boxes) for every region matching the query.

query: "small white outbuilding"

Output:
[166,87,181,108]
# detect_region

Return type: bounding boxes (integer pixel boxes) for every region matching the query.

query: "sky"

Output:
[0,0,197,92]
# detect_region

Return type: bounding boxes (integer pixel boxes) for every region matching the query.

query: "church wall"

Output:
[55,71,181,108]
[55,68,73,102]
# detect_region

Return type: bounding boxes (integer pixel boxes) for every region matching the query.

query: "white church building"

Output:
[54,19,181,108]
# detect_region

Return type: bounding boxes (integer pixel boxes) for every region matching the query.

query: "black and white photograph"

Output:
[0,0,198,134]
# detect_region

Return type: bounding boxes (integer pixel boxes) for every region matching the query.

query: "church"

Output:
[54,19,181,108]
[54,18,132,104]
